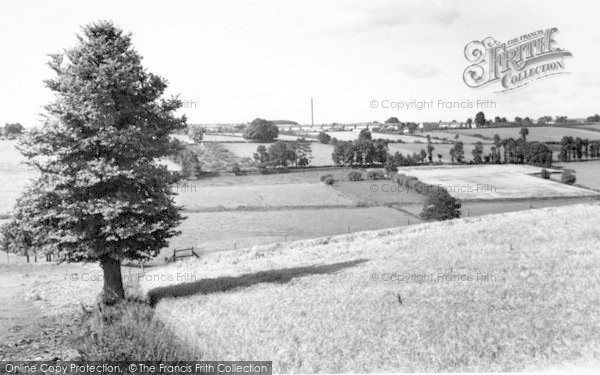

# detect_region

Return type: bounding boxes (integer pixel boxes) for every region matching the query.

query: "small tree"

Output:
[187,125,205,143]
[475,112,486,127]
[358,128,372,140]
[317,131,331,144]
[347,171,363,181]
[0,22,185,305]
[540,169,550,179]
[4,123,24,137]
[561,170,576,185]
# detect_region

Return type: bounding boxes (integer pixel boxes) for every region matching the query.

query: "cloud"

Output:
[345,0,460,32]
[397,63,441,78]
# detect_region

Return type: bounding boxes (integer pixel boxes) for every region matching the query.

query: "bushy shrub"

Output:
[420,188,461,221]
[324,176,335,185]
[231,162,242,176]
[317,132,331,144]
[540,168,550,179]
[347,171,363,181]
[366,169,386,180]
[187,125,205,143]
[319,174,333,182]
[561,170,576,185]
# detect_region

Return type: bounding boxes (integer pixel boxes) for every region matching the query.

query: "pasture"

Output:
[396,164,599,200]
[441,126,600,143]
[388,143,497,163]
[335,180,424,205]
[174,182,357,211]
[553,160,600,191]
[138,204,600,372]
[322,130,445,143]
[164,207,417,256]
[418,130,492,144]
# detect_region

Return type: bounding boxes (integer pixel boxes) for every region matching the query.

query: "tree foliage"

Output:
[0,21,186,304]
[243,118,279,141]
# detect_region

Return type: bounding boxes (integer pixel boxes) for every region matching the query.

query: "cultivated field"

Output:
[397,164,599,200]
[128,204,600,372]
[440,127,600,143]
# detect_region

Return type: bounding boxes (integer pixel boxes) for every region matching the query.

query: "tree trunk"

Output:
[100,257,124,305]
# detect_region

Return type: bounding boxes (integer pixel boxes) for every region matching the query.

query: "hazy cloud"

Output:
[397,63,441,78]
[346,0,460,32]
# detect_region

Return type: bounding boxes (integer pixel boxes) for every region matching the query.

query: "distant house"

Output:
[438,120,464,129]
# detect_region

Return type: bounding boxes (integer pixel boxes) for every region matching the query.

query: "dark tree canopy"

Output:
[243,118,279,141]
[0,21,186,303]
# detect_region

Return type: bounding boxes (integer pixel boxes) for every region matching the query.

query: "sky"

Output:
[0,0,599,127]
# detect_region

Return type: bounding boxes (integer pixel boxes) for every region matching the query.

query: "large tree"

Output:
[243,118,279,141]
[0,21,185,304]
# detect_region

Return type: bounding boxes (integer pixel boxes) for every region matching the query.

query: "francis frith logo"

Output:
[463,27,572,91]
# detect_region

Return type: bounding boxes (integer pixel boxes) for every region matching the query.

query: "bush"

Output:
[420,188,461,221]
[324,176,335,185]
[347,171,363,181]
[317,132,331,144]
[75,300,196,360]
[319,174,333,182]
[561,170,576,185]
[187,125,205,143]
[366,169,386,180]
[540,168,550,179]
[231,162,242,176]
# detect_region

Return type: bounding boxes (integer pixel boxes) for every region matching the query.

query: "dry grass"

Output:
[138,204,600,372]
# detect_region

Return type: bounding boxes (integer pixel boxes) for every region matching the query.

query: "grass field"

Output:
[396,165,598,200]
[576,124,600,133]
[133,204,600,372]
[388,143,499,163]
[321,131,445,144]
[162,207,417,256]
[334,180,424,205]
[417,131,492,144]
[440,127,600,143]
[553,161,600,191]
[174,183,357,210]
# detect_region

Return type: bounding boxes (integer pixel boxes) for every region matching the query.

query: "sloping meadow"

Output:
[137,204,600,372]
